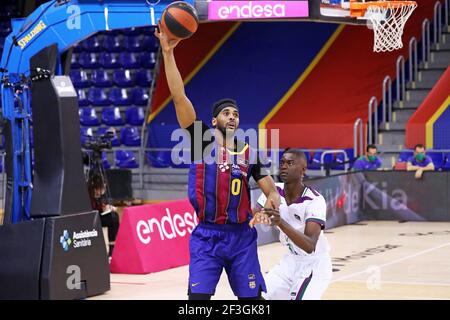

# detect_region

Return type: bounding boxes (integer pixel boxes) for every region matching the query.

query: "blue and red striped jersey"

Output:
[186,121,267,224]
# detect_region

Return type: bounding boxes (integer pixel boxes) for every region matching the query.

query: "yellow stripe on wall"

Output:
[426,95,450,149]
[257,25,345,149]
[147,22,241,124]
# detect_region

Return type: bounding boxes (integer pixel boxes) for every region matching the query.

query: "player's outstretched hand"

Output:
[154,21,181,53]
[262,208,281,227]
[249,211,271,228]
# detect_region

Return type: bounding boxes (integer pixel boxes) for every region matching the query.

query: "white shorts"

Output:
[262,253,332,300]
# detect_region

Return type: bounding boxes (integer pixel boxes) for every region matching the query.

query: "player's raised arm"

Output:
[155,24,196,128]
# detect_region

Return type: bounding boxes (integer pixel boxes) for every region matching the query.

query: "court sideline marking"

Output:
[331,241,450,283]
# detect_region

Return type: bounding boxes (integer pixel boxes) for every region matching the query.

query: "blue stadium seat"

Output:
[116,150,139,169]
[428,152,444,171]
[81,36,103,52]
[96,127,120,147]
[79,108,100,126]
[72,43,83,53]
[0,156,3,173]
[88,88,111,106]
[70,70,91,88]
[113,69,134,87]
[109,88,132,106]
[132,88,149,106]
[398,151,414,162]
[102,151,111,169]
[70,53,80,69]
[101,107,124,126]
[142,35,159,52]
[99,52,121,68]
[80,127,94,146]
[123,35,141,52]
[309,151,333,171]
[121,27,140,36]
[135,69,153,87]
[145,151,171,168]
[139,52,156,69]
[0,37,5,52]
[443,153,450,171]
[76,89,90,107]
[125,107,145,126]
[91,70,112,88]
[79,52,100,69]
[332,153,346,170]
[119,52,140,69]
[121,127,141,147]
[102,35,123,52]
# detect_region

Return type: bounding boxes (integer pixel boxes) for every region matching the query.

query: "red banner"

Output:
[110,199,198,274]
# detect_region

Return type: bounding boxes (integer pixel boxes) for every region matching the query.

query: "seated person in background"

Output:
[353,144,382,171]
[88,173,120,257]
[407,144,435,179]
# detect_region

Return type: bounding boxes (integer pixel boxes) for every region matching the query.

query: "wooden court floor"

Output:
[91,221,450,300]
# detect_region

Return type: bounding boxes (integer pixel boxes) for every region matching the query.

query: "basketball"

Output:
[161,1,199,40]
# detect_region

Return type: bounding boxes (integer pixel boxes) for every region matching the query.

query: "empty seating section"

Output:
[67,28,157,169]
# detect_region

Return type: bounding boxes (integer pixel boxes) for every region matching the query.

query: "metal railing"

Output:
[434,1,443,44]
[396,55,406,103]
[422,19,431,63]
[408,37,418,83]
[382,76,392,124]
[353,118,363,158]
[368,97,378,145]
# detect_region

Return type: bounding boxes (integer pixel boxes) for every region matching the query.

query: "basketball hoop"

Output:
[350,1,418,52]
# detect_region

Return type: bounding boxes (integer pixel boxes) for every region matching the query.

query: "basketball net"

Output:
[351,1,418,52]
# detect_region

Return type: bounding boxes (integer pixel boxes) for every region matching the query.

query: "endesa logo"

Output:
[136,208,198,244]
[208,1,309,20]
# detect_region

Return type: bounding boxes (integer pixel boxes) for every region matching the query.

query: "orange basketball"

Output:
[161,1,199,40]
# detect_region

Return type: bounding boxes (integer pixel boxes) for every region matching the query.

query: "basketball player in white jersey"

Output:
[251,149,332,300]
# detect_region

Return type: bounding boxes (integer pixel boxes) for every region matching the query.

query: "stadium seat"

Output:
[125,107,145,126]
[72,43,83,53]
[142,35,159,52]
[103,35,123,52]
[99,52,121,68]
[113,69,134,87]
[332,152,347,170]
[116,150,139,169]
[81,36,103,52]
[80,127,94,146]
[70,53,80,69]
[121,27,140,36]
[102,151,111,169]
[96,127,120,147]
[91,70,112,88]
[123,35,142,52]
[427,152,444,171]
[135,69,153,87]
[76,89,90,107]
[121,127,141,147]
[79,52,100,69]
[442,153,450,171]
[309,151,333,171]
[79,108,100,126]
[119,52,140,69]
[139,52,156,69]
[109,88,132,106]
[88,88,111,106]
[145,151,171,168]
[101,107,124,126]
[0,37,5,52]
[132,88,149,106]
[70,70,91,88]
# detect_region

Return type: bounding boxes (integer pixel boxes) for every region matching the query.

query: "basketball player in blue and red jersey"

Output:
[155,27,280,300]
